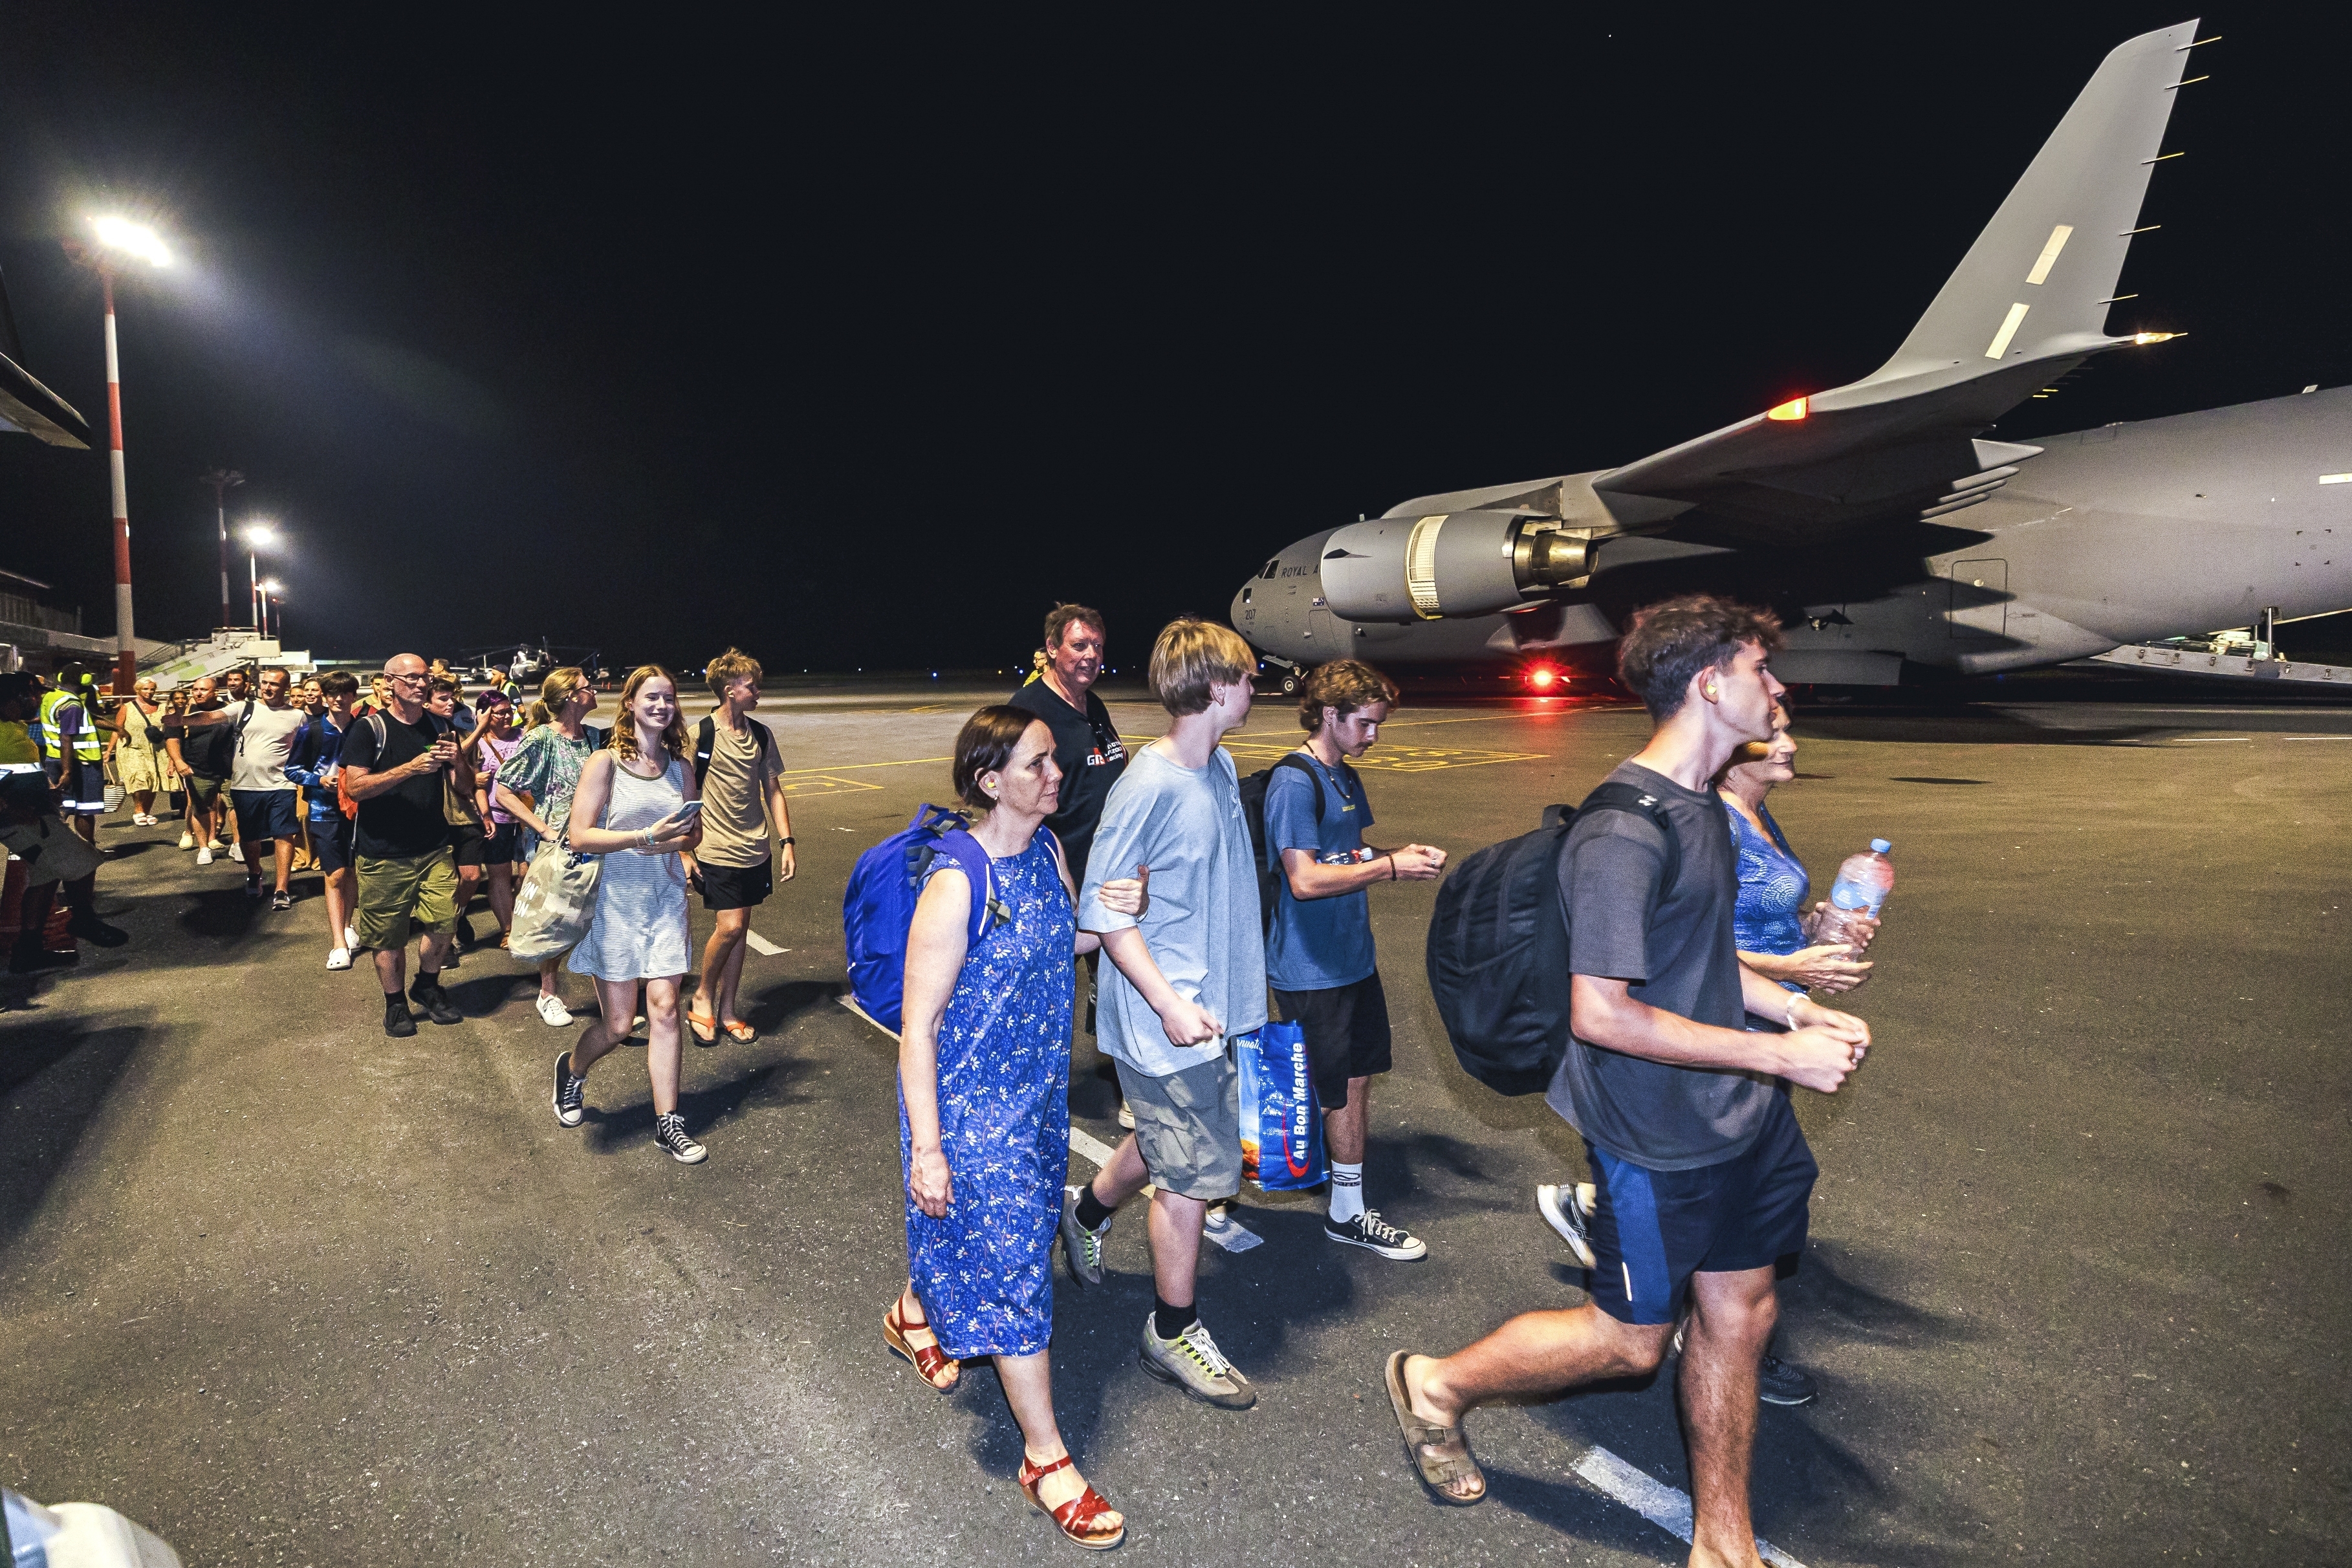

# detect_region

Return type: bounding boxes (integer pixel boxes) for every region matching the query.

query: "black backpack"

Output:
[694,715,776,788]
[1424,781,1681,1096]
[1236,751,1334,931]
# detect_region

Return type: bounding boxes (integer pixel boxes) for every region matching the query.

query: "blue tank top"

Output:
[1723,798,1808,991]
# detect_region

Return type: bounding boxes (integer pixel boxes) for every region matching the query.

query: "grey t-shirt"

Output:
[229,702,308,792]
[1078,743,1269,1078]
[1545,761,1770,1171]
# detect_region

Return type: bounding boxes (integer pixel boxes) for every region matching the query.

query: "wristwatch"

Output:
[779,836,794,847]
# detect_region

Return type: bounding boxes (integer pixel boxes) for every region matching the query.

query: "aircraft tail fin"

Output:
[1865,19,2201,387]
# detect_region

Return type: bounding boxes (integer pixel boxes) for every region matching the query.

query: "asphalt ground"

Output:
[3,681,2346,1566]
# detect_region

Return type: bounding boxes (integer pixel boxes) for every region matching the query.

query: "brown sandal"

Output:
[1386,1350,1486,1505]
[883,1296,961,1391]
[1019,1454,1125,1551]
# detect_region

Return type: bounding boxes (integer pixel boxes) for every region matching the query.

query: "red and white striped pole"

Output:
[100,268,137,695]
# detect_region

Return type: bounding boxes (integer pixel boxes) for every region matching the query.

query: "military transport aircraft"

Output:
[1231,21,2351,688]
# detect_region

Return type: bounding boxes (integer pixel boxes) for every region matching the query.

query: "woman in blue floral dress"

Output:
[889,706,1144,1551]
[1715,704,1877,999]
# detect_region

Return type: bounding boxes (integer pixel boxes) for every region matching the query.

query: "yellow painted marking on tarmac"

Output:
[1223,740,1546,773]
[781,754,953,775]
[778,774,889,797]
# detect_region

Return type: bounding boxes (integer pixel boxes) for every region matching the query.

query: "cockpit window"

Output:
[1261,559,1281,579]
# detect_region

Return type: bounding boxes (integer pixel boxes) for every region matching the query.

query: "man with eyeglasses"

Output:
[339,653,471,1036]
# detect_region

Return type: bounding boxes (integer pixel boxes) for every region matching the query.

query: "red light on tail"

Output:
[1528,666,1560,690]
[1766,396,1809,421]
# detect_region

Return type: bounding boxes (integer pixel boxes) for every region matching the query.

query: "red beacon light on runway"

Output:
[1526,664,1563,691]
[1765,395,1809,422]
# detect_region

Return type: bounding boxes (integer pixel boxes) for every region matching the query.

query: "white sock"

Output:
[1329,1160,1365,1223]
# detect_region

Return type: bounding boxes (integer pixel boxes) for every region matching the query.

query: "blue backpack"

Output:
[842,803,999,1034]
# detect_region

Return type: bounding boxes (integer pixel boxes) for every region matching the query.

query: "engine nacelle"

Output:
[1319,512,1596,622]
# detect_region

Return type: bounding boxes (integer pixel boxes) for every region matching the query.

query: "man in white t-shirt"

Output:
[199,668,311,909]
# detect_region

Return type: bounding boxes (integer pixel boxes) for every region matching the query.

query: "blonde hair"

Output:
[704,646,763,699]
[539,666,589,711]
[1148,616,1256,717]
[611,664,688,763]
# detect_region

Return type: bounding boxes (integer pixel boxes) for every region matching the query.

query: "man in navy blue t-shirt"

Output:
[1264,659,1445,1260]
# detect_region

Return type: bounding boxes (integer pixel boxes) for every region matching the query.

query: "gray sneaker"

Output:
[1139,1315,1256,1410]
[1060,1186,1109,1287]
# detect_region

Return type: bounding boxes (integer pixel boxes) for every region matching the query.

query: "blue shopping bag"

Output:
[1237,1020,1325,1191]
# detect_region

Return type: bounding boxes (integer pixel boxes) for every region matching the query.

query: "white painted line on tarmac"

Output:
[1064,1122,1262,1252]
[2175,736,2251,742]
[2281,735,2352,740]
[744,930,788,955]
[1571,1447,1807,1567]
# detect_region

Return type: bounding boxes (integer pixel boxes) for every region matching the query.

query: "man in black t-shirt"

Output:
[1383,597,1871,1554]
[1008,603,1130,1052]
[1007,603,1127,886]
[340,653,472,1038]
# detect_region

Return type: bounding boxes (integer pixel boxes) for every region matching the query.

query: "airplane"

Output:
[1230,21,2352,691]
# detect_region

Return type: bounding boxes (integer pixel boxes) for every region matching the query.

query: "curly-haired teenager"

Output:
[1264,659,1446,1261]
[546,665,708,1164]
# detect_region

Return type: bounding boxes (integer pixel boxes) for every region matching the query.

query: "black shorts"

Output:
[1270,972,1392,1109]
[232,788,301,844]
[1582,1091,1818,1326]
[311,814,356,873]
[455,822,518,867]
[697,858,772,911]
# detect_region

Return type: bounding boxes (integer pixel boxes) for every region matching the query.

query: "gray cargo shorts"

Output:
[1113,1049,1241,1201]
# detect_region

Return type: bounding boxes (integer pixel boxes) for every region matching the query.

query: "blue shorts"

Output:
[232,788,301,845]
[1584,1091,1817,1325]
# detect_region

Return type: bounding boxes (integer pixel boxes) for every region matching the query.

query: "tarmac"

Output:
[2,677,2346,1566]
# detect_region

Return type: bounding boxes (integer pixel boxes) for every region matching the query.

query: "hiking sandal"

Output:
[1385,1350,1486,1505]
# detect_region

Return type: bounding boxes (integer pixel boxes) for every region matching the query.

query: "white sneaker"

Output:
[177,831,195,850]
[1117,1100,1136,1131]
[195,846,213,866]
[537,994,574,1027]
[326,948,353,970]
[344,924,358,950]
[228,842,245,863]
[205,838,226,852]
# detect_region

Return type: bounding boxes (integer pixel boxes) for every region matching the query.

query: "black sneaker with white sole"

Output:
[551,1052,586,1126]
[1325,1209,1428,1261]
[652,1112,707,1164]
[1757,1354,1819,1407]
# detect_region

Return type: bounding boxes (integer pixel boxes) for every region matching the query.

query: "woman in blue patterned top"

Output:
[888,706,1145,1551]
[1717,706,1877,996]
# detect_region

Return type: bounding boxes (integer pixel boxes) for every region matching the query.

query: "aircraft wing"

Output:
[1592,20,2203,539]
[0,348,89,448]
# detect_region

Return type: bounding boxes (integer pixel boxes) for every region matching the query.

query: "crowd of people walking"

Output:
[1,595,1881,1562]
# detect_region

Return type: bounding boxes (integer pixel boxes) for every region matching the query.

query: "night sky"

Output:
[1,8,2344,673]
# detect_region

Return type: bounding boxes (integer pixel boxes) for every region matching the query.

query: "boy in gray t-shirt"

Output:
[1066,617,1267,1414]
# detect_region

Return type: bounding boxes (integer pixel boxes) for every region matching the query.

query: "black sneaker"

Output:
[1060,1186,1109,1286]
[270,889,293,912]
[551,1051,586,1126]
[652,1112,707,1164]
[1325,1209,1428,1261]
[1758,1354,1819,1407]
[65,915,129,948]
[245,878,266,900]
[384,996,418,1038]
[408,977,462,1025]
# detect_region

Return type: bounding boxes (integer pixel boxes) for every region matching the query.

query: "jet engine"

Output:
[1318,512,1597,622]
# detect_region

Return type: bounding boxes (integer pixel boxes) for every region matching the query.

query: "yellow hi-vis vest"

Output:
[34,688,104,764]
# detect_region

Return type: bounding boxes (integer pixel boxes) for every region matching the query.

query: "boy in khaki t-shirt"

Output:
[683,649,794,1043]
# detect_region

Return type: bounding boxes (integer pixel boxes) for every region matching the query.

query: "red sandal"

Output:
[1019,1454,1125,1551]
[882,1296,960,1391]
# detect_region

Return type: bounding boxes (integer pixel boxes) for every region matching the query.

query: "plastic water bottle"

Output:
[1816,839,1893,947]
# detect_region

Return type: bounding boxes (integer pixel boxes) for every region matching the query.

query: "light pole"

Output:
[259,580,283,642]
[65,216,173,695]
[199,468,244,629]
[243,523,278,631]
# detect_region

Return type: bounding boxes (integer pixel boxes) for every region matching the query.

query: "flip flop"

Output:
[719,1019,757,1043]
[684,1010,717,1045]
[1386,1350,1486,1505]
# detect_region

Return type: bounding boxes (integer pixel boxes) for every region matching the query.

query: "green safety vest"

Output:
[34,688,104,764]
